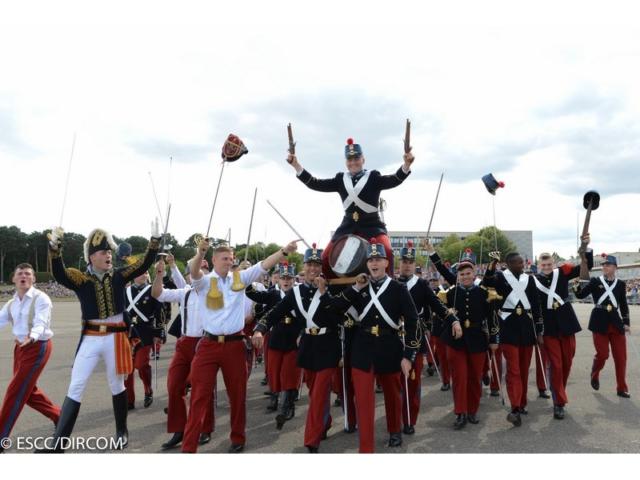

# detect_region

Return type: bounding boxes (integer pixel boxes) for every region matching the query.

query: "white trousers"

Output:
[67,334,126,402]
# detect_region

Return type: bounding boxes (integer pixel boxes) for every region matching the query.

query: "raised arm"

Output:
[376,167,411,190]
[119,237,161,282]
[287,152,340,192]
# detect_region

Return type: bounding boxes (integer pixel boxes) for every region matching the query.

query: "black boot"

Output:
[266,392,279,412]
[161,432,183,450]
[275,390,296,430]
[306,445,319,453]
[426,364,435,377]
[144,389,153,408]
[261,375,268,386]
[538,389,550,399]
[467,413,479,424]
[388,432,402,447]
[403,424,415,435]
[112,391,129,449]
[553,405,565,420]
[440,383,450,391]
[35,396,81,453]
[453,414,467,430]
[506,409,522,427]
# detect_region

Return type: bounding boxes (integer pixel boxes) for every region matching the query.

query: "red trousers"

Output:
[321,233,394,279]
[303,368,334,448]
[125,344,152,405]
[447,347,485,415]
[425,334,436,365]
[0,340,60,442]
[352,367,402,453]
[534,342,549,391]
[167,336,214,434]
[592,324,628,393]
[489,347,503,392]
[263,332,270,374]
[501,344,534,409]
[433,335,451,384]
[334,364,357,429]
[182,335,247,453]
[267,349,301,392]
[402,353,424,426]
[543,334,576,406]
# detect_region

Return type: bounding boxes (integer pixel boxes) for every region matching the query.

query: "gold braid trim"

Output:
[65,268,88,287]
[103,275,115,317]
[87,277,108,319]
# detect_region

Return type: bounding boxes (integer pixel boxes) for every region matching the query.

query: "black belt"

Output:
[84,324,128,333]
[203,333,245,343]
[343,211,380,223]
[362,326,398,337]
[280,317,295,325]
[595,304,617,312]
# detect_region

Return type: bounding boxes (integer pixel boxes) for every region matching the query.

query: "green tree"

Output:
[0,226,28,282]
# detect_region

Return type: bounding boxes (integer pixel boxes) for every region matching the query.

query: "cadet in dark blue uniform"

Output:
[287,138,414,277]
[396,241,454,434]
[125,271,165,409]
[574,254,631,398]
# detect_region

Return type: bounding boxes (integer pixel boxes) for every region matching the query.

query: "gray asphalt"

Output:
[2,302,639,454]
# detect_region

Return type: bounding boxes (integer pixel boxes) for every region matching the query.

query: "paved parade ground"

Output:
[2,302,639,454]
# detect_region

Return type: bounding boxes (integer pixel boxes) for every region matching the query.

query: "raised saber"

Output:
[206,161,227,237]
[148,171,166,227]
[266,200,311,249]
[59,133,77,227]
[244,188,258,262]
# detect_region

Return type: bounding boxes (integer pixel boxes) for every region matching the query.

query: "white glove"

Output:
[47,227,64,250]
[151,217,161,238]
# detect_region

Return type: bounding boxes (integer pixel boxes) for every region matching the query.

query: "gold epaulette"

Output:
[437,288,448,303]
[231,270,245,292]
[484,286,503,302]
[207,277,224,310]
[65,268,88,287]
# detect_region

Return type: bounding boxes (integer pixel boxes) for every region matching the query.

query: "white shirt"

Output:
[0,286,54,342]
[191,262,267,335]
[170,265,188,289]
[157,285,203,337]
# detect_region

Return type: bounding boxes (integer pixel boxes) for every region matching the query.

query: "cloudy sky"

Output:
[1,0,639,259]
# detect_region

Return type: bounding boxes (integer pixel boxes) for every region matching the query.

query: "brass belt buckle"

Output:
[218,335,225,343]
[310,328,318,336]
[99,324,107,333]
[371,325,379,336]
[352,211,359,222]
[553,301,560,310]
[606,304,613,312]
[284,317,292,325]
[464,319,470,328]
[516,307,523,316]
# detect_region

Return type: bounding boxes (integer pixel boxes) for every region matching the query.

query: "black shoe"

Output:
[591,377,600,391]
[507,410,522,427]
[467,414,479,424]
[198,433,211,445]
[490,390,500,397]
[376,384,383,394]
[161,432,183,450]
[228,443,244,453]
[144,392,154,408]
[255,354,263,365]
[275,390,296,430]
[388,432,402,447]
[266,393,279,412]
[344,426,357,434]
[333,397,342,407]
[403,424,415,435]
[440,383,450,391]
[518,407,528,415]
[617,391,631,398]
[538,390,550,399]
[128,403,135,411]
[306,445,319,453]
[260,376,268,386]
[163,407,168,414]
[294,390,300,402]
[553,405,565,420]
[112,391,129,449]
[35,396,81,453]
[453,414,467,430]
[426,365,435,377]
[482,375,490,386]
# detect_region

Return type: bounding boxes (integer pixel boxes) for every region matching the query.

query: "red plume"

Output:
[407,240,414,248]
[346,138,354,145]
[369,237,377,244]
[465,248,472,253]
[497,181,505,188]
[601,252,607,258]
[312,243,317,249]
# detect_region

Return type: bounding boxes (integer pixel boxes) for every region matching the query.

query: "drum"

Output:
[329,234,369,277]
